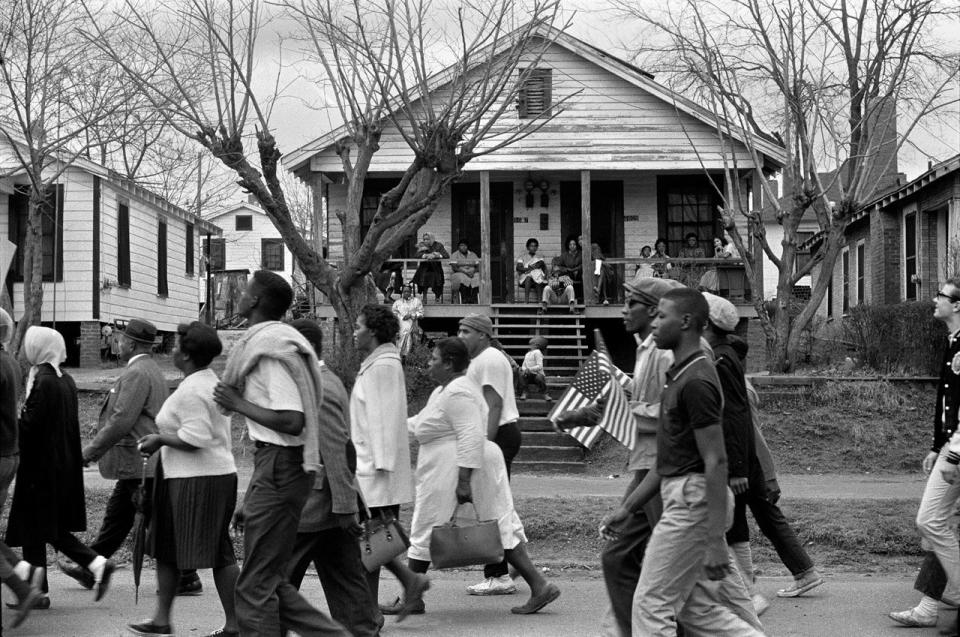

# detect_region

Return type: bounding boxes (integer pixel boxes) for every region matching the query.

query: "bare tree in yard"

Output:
[86,0,567,353]
[0,0,131,354]
[617,0,960,371]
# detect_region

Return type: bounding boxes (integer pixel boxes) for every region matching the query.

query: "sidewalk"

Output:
[0,568,948,636]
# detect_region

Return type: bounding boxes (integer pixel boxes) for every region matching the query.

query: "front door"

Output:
[560,180,625,257]
[451,181,514,302]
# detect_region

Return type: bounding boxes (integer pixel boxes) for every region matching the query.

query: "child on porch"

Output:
[518,336,550,401]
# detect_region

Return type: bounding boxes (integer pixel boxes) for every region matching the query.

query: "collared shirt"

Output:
[127,353,149,366]
[244,357,305,447]
[627,334,673,471]
[656,350,724,478]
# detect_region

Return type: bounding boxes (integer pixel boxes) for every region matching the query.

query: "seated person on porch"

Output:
[376,258,405,302]
[518,336,550,401]
[590,242,618,306]
[678,232,706,287]
[540,257,578,314]
[516,237,548,303]
[556,236,583,285]
[699,235,733,293]
[634,245,655,280]
[392,284,423,356]
[651,237,673,278]
[450,239,480,304]
[412,232,449,303]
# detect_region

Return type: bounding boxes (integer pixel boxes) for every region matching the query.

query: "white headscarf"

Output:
[0,308,13,350]
[23,325,66,400]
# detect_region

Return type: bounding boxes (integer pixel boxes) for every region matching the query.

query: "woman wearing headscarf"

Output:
[6,326,115,608]
[412,232,449,303]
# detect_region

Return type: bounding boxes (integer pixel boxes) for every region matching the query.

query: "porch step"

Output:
[513,460,586,474]
[521,431,581,447]
[515,445,583,462]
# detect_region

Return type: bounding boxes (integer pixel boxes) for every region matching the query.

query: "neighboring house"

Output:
[810,153,959,319]
[286,25,785,370]
[0,136,221,367]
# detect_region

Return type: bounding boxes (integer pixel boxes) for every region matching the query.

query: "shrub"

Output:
[842,301,946,375]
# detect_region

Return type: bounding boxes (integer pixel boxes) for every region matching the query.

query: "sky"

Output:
[236,0,960,192]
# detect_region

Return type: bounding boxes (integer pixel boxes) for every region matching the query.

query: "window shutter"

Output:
[517,72,528,118]
[542,69,552,113]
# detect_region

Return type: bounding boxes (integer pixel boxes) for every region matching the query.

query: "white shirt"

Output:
[521,349,544,374]
[467,346,520,427]
[243,357,305,446]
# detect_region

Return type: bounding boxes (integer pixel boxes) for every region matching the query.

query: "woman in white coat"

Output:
[351,304,429,622]
[404,338,560,616]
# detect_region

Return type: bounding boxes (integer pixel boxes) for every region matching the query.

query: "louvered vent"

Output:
[517,68,552,119]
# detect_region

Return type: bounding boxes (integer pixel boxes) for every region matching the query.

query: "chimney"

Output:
[248,194,259,206]
[863,97,899,197]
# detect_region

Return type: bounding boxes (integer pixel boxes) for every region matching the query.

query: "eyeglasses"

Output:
[937,291,960,303]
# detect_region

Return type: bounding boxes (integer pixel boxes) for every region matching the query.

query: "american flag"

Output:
[548,348,634,449]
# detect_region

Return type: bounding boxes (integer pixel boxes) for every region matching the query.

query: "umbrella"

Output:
[131,456,149,604]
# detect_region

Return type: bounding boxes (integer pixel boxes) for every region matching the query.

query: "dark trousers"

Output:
[288,528,380,637]
[484,422,522,579]
[91,478,151,558]
[726,472,813,577]
[24,533,98,594]
[601,469,662,637]
[237,445,348,637]
[518,371,547,396]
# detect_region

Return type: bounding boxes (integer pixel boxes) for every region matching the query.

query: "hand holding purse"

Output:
[430,503,504,569]
[357,497,410,573]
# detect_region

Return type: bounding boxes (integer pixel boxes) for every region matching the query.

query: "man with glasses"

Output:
[891,279,960,629]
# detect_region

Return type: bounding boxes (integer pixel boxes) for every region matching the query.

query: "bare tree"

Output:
[616,0,960,371]
[84,0,568,352]
[0,0,131,354]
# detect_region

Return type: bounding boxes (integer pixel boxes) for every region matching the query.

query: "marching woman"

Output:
[403,338,560,617]
[130,322,239,637]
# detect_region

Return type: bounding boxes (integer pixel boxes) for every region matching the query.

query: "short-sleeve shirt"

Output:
[656,351,723,478]
[521,349,543,374]
[467,346,520,427]
[243,357,305,447]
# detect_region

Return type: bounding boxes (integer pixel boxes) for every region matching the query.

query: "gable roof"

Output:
[284,24,786,174]
[204,201,266,222]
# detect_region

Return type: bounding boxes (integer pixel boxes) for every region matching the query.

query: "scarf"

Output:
[23,325,66,400]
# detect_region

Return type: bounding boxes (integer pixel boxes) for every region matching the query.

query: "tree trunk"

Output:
[11,194,47,356]
[326,275,380,386]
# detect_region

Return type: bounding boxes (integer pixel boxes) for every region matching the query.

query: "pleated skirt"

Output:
[149,461,238,570]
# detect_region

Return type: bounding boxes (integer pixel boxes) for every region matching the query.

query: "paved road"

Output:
[1,568,951,636]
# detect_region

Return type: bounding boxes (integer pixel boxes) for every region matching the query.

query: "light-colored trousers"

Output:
[916,453,960,604]
[543,285,576,306]
[632,474,764,636]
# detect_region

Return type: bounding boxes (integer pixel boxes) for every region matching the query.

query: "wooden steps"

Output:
[492,305,587,473]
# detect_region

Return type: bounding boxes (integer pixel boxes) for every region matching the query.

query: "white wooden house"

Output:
[286,25,785,370]
[200,198,302,316]
[0,137,221,367]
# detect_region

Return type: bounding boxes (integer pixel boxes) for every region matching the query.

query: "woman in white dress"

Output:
[405,338,560,616]
[391,285,423,356]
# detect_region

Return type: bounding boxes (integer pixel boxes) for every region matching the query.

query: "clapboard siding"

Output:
[308,41,756,174]
[2,159,211,330]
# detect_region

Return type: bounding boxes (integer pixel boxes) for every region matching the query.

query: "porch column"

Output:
[580,170,593,304]
[480,171,492,305]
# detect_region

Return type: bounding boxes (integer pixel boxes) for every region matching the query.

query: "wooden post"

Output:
[480,172,492,305]
[580,170,592,305]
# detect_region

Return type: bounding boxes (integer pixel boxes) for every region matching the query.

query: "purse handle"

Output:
[447,501,481,524]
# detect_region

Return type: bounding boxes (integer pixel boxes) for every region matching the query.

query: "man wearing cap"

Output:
[556,277,682,637]
[458,313,523,596]
[69,319,184,592]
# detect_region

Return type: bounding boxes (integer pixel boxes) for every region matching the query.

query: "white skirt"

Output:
[407,438,527,562]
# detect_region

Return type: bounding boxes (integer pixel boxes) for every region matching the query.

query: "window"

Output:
[185,222,195,276]
[261,238,284,271]
[657,175,724,256]
[904,212,917,300]
[118,201,131,286]
[235,215,253,231]
[841,249,850,313]
[7,185,64,282]
[157,221,168,296]
[856,241,865,305]
[517,68,552,119]
[203,237,225,271]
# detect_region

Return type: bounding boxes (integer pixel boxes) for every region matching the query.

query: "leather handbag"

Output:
[429,503,504,569]
[358,503,410,573]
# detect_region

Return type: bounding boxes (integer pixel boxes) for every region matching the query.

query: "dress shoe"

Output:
[58,559,94,590]
[177,573,204,596]
[128,620,175,636]
[380,596,425,616]
[511,583,561,614]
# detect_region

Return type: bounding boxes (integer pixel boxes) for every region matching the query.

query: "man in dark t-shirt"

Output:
[600,287,761,636]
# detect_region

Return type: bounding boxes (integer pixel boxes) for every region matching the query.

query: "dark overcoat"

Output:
[6,363,87,546]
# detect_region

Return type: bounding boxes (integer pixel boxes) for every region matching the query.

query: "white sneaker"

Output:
[751,594,770,617]
[889,607,938,627]
[466,575,517,596]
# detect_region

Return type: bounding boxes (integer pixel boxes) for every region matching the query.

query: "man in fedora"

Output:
[64,319,200,594]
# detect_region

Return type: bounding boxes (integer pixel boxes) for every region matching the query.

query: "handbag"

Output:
[429,503,504,569]
[357,500,410,573]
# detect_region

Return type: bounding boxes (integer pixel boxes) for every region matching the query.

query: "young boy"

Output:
[518,336,549,400]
